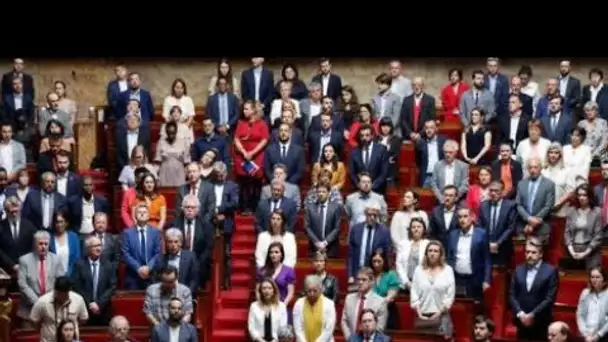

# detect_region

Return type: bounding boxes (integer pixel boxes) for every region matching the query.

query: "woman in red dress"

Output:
[440,68,469,122]
[347,103,379,148]
[465,166,493,221]
[234,100,270,213]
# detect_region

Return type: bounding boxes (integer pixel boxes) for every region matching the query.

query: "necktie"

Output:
[319,204,326,237]
[551,116,557,133]
[602,189,608,227]
[365,226,374,261]
[184,220,193,251]
[190,185,196,196]
[363,148,369,166]
[91,261,98,300]
[527,180,538,213]
[490,203,498,233]
[272,200,278,212]
[11,221,17,240]
[139,228,147,263]
[356,295,366,332]
[281,145,286,159]
[474,92,479,105]
[39,256,46,294]
[98,232,104,248]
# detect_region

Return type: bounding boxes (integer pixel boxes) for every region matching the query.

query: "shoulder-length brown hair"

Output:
[257,277,281,306]
[136,173,159,200]
[573,183,598,208]
[588,266,608,292]
[421,240,446,269]
[401,189,420,211]
[268,210,287,236]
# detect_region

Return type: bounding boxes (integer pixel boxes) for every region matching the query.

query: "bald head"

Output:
[548,321,569,342]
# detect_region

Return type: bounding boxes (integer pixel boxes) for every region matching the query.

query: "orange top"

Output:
[501,162,513,197]
[130,194,167,228]
[310,162,346,190]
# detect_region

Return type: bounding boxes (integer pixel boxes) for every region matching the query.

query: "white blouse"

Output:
[396,239,430,287]
[255,232,297,268]
[389,210,429,249]
[562,144,592,182]
[542,165,575,217]
[248,301,288,341]
[54,237,70,275]
[162,95,196,122]
[515,137,552,176]
[270,98,301,124]
[410,265,455,314]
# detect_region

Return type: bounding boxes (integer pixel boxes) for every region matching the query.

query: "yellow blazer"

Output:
[310,162,346,190]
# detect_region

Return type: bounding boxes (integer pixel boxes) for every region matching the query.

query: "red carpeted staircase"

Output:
[211,215,256,341]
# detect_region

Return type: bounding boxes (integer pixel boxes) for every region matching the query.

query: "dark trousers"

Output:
[237,176,262,212]
[454,273,482,302]
[223,233,232,287]
[516,318,550,341]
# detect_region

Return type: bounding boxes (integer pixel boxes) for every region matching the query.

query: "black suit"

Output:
[1,72,35,99]
[0,218,36,271]
[2,93,35,124]
[82,232,121,269]
[582,83,608,120]
[307,129,344,163]
[171,216,213,285]
[428,205,459,245]
[377,135,401,185]
[560,75,582,110]
[153,251,199,294]
[509,262,559,340]
[36,151,76,176]
[490,159,523,200]
[115,123,151,172]
[477,199,516,266]
[71,257,117,325]
[497,114,529,149]
[399,93,436,139]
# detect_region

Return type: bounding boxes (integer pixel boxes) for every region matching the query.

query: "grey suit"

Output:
[4,140,26,173]
[341,291,387,340]
[515,176,556,241]
[38,107,74,138]
[175,181,216,222]
[371,92,402,135]
[260,182,302,210]
[564,207,603,268]
[430,160,469,202]
[101,233,121,268]
[299,98,322,134]
[577,288,608,339]
[17,252,65,319]
[151,321,198,342]
[459,89,496,126]
[304,201,342,257]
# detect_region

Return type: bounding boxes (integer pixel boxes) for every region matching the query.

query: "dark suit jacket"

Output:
[1,72,34,99]
[477,199,516,265]
[497,93,533,119]
[304,201,342,257]
[275,79,308,101]
[255,196,297,233]
[0,217,36,271]
[121,226,162,289]
[307,129,344,163]
[96,232,121,268]
[484,73,510,117]
[70,257,117,324]
[378,135,401,182]
[490,159,523,200]
[582,84,608,120]
[215,180,239,234]
[170,216,213,285]
[191,134,230,164]
[106,79,124,118]
[399,93,436,138]
[446,227,492,285]
[59,171,82,199]
[2,93,35,123]
[497,114,529,150]
[348,332,391,342]
[348,223,391,278]
[540,112,573,145]
[347,143,389,193]
[429,204,459,244]
[175,181,216,222]
[206,92,239,130]
[241,67,275,110]
[271,127,304,147]
[308,113,345,137]
[115,122,151,172]
[153,251,199,294]
[560,75,582,110]
[68,195,110,232]
[263,143,305,184]
[509,262,559,324]
[415,135,446,185]
[117,89,154,122]
[311,73,343,101]
[21,190,67,229]
[36,151,76,176]
[151,321,198,342]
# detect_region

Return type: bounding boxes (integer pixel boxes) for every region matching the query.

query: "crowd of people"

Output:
[0,56,607,342]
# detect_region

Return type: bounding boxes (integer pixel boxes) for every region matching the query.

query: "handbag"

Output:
[414,313,442,329]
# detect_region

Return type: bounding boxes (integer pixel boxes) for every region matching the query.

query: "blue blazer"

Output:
[5,186,36,204]
[540,112,573,145]
[121,226,162,289]
[241,67,275,109]
[415,135,447,186]
[348,223,391,278]
[509,262,559,322]
[348,332,391,342]
[348,143,389,193]
[117,89,155,122]
[263,143,306,184]
[106,79,123,118]
[445,227,492,285]
[271,127,305,147]
[49,230,81,276]
[206,92,239,130]
[21,190,67,229]
[477,199,516,247]
[67,195,110,232]
[254,196,297,234]
[308,113,345,138]
[307,130,344,163]
[311,73,343,101]
[61,172,82,199]
[191,134,230,164]
[2,93,35,122]
[484,73,510,116]
[216,181,239,234]
[535,95,571,119]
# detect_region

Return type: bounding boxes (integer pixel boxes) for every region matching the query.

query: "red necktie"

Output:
[602,189,608,226]
[355,295,366,332]
[39,256,46,294]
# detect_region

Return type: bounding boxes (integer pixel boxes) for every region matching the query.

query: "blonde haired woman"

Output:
[270,81,300,125]
[410,240,455,339]
[248,278,289,342]
[542,142,575,217]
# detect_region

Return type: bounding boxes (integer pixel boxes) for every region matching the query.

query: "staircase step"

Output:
[233,259,253,270]
[232,248,255,257]
[233,234,256,249]
[220,286,252,304]
[214,308,249,330]
[235,216,255,225]
[212,329,247,342]
[237,225,255,233]
[231,273,253,287]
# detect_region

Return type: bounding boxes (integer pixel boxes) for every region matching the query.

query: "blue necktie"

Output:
[139,228,147,263]
[91,261,98,300]
[528,180,538,212]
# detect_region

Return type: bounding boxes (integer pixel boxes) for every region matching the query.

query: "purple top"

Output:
[257,265,296,301]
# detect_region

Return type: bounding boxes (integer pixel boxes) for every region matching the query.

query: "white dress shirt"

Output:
[509,115,521,144]
[0,142,13,172]
[322,74,330,96]
[443,207,455,231]
[169,325,180,342]
[80,197,95,234]
[444,163,455,186]
[426,137,439,173]
[118,80,128,92]
[214,184,224,207]
[56,173,68,197]
[454,227,474,275]
[126,130,138,157]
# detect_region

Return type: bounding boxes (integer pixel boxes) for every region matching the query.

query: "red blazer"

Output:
[348,120,379,148]
[441,82,470,117]
[465,184,484,221]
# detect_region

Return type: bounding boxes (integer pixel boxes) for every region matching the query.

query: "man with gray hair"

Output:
[430,139,469,202]
[22,172,67,231]
[176,162,215,223]
[170,194,213,286]
[152,228,199,294]
[17,230,65,327]
[0,195,36,284]
[299,82,323,135]
[115,112,151,172]
[210,161,239,289]
[108,315,136,342]
[293,274,336,341]
[254,178,297,233]
[260,163,301,210]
